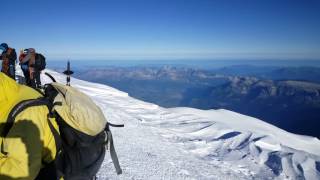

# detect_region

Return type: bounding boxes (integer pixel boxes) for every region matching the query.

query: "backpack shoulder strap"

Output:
[1,97,62,155]
[0,98,55,155]
[1,98,50,137]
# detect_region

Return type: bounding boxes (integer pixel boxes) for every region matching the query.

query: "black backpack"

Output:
[1,78,123,180]
[8,48,17,64]
[35,53,46,71]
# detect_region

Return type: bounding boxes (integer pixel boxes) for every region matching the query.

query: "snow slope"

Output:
[39,69,320,180]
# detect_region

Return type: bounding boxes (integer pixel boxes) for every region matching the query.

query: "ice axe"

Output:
[63,61,74,86]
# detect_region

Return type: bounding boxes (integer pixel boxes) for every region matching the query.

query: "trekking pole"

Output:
[63,60,74,86]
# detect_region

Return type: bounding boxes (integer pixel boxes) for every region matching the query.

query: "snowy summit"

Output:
[40,69,320,180]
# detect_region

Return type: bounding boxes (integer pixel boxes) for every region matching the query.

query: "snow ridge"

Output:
[41,69,320,180]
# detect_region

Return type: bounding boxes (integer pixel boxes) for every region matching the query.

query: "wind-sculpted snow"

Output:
[41,69,320,180]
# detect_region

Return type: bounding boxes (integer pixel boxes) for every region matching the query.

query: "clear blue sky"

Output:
[1,0,319,60]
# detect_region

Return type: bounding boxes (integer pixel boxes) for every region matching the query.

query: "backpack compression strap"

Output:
[105,123,123,175]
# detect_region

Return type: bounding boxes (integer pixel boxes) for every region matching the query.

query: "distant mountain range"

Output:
[183,77,320,138]
[214,65,320,83]
[69,65,320,138]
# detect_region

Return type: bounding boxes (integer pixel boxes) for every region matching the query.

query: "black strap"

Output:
[105,123,123,175]
[107,122,124,128]
[1,98,50,137]
[47,117,62,157]
[106,130,122,175]
[0,98,53,156]
[44,72,56,82]
[34,87,45,96]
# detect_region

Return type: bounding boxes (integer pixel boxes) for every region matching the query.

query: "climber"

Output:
[0,43,17,80]
[20,48,46,89]
[19,49,32,86]
[0,72,59,180]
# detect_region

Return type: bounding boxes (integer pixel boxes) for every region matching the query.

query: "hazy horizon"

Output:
[46,59,320,71]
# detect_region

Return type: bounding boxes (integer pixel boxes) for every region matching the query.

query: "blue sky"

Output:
[1,0,319,60]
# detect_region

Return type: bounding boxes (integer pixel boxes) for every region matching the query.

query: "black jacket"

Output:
[0,48,17,65]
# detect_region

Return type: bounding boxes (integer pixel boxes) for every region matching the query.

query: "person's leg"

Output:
[9,64,15,80]
[21,64,31,85]
[30,77,36,88]
[35,70,41,88]
[29,67,37,88]
[29,72,36,88]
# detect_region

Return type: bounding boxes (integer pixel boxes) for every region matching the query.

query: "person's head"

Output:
[27,48,36,54]
[23,49,29,54]
[0,43,9,52]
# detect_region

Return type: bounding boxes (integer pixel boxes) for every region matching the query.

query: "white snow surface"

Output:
[36,69,320,180]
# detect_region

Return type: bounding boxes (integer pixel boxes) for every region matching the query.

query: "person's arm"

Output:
[19,54,26,62]
[21,53,31,64]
